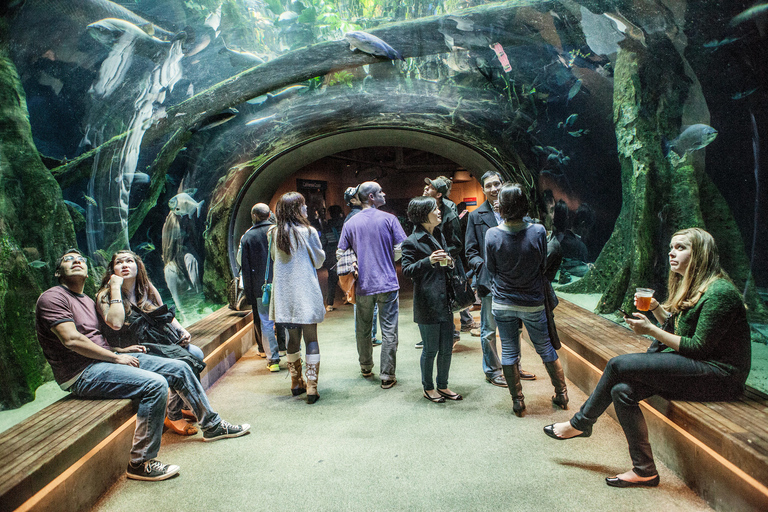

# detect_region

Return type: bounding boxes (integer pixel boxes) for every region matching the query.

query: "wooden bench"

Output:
[550,299,768,512]
[0,307,253,512]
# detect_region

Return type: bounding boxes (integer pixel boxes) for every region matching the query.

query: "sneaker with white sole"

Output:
[126,459,180,481]
[267,363,280,372]
[203,421,251,442]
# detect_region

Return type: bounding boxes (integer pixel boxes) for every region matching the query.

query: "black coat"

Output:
[239,220,273,305]
[401,226,452,324]
[464,200,497,297]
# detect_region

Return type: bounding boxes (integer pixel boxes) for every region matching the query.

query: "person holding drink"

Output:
[543,227,751,488]
[401,196,463,403]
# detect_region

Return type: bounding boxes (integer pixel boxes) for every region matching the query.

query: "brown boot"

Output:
[501,364,525,416]
[544,359,569,409]
[305,354,320,404]
[286,353,306,396]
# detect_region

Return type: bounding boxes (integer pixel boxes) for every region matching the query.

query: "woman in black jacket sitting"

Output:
[402,196,463,403]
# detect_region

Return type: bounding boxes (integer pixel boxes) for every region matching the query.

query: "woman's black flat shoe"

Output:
[437,389,463,401]
[543,423,592,440]
[605,475,659,488]
[423,391,446,403]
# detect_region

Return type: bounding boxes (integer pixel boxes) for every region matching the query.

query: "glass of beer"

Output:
[636,288,654,311]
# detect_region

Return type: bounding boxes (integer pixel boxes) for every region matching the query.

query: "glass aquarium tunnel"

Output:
[1,0,767,409]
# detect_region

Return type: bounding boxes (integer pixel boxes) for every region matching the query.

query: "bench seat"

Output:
[551,299,768,512]
[0,307,253,512]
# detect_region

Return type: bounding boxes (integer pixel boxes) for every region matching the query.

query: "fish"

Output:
[169,192,205,218]
[63,200,86,215]
[343,31,404,61]
[663,124,718,157]
[246,113,277,126]
[82,194,98,207]
[184,253,201,292]
[565,114,578,127]
[29,260,48,269]
[192,108,238,132]
[703,37,740,48]
[579,6,624,56]
[567,79,582,101]
[732,88,758,100]
[533,145,571,166]
[730,3,768,27]
[135,242,156,253]
[116,171,151,184]
[219,44,265,67]
[86,18,172,50]
[204,5,222,37]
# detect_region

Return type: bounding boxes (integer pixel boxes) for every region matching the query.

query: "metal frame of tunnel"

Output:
[227,127,507,274]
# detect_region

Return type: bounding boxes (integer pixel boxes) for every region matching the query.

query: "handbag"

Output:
[262,232,273,306]
[228,273,247,311]
[338,272,356,304]
[542,280,561,350]
[448,267,475,312]
[128,304,184,345]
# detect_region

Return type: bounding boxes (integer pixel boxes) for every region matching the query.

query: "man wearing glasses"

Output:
[35,249,250,481]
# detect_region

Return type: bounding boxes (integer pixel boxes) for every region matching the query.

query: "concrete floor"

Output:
[93,296,712,512]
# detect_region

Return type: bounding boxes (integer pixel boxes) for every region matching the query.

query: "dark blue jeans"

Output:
[418,320,454,390]
[571,352,741,477]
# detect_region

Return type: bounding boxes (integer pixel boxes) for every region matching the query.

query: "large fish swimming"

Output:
[343,31,404,61]
[87,18,182,59]
[663,124,718,157]
[169,192,205,218]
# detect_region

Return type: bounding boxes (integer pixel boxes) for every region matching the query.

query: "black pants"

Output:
[570,352,741,476]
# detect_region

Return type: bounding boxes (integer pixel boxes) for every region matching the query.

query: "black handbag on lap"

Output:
[129,304,184,346]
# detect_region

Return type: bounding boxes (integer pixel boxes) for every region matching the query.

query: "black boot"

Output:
[544,359,569,409]
[501,364,525,417]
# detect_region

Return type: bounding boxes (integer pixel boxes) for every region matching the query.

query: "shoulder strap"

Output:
[265,230,273,282]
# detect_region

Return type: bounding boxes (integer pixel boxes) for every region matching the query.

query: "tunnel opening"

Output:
[227,127,505,274]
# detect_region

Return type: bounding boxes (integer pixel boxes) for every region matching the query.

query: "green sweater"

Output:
[669,278,751,384]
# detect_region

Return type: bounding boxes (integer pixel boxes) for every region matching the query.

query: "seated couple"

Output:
[35,249,250,481]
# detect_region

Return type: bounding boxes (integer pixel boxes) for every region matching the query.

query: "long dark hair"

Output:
[96,250,159,314]
[275,192,311,255]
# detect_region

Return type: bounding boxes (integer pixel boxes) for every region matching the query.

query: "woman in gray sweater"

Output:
[269,192,326,404]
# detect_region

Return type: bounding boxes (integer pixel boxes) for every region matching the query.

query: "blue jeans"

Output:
[492,307,558,366]
[356,291,399,380]
[256,298,280,364]
[167,343,205,421]
[354,303,378,339]
[70,354,221,465]
[480,294,502,378]
[418,321,454,390]
[459,308,473,327]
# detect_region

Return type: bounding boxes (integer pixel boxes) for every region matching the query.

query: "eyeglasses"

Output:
[62,255,86,264]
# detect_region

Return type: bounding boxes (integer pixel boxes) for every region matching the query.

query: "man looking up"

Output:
[239,203,281,371]
[35,249,250,481]
[465,172,536,387]
[338,182,407,388]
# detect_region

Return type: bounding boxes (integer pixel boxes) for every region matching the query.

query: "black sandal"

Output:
[423,390,446,403]
[437,389,463,401]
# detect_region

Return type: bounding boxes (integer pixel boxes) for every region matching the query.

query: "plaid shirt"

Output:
[335,248,357,275]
